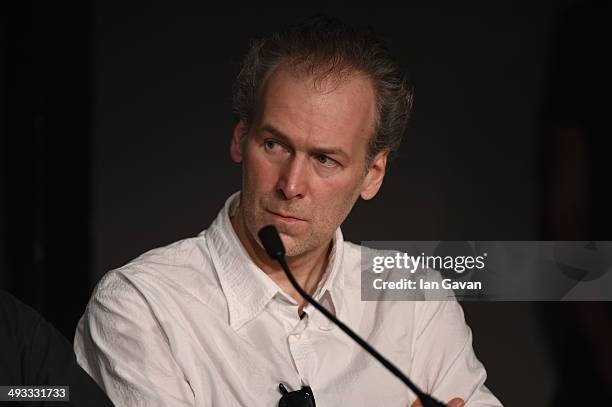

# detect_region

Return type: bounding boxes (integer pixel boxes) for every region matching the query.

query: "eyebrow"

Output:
[259,123,351,162]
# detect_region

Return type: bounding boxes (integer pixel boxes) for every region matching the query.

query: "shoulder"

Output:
[0,290,44,343]
[338,239,420,319]
[339,239,461,320]
[89,233,228,322]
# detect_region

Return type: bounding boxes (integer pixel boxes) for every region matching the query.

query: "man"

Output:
[75,16,501,406]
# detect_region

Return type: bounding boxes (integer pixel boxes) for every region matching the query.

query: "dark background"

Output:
[2,1,610,406]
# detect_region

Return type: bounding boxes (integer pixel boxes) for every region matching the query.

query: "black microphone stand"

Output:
[258,225,446,407]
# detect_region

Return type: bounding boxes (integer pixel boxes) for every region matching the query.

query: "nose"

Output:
[277,154,308,200]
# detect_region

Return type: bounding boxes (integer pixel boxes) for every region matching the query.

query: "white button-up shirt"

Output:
[74,192,502,406]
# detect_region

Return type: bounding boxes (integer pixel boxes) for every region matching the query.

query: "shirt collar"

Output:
[203,191,345,331]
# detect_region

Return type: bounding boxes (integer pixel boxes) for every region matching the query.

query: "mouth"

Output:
[266,210,305,223]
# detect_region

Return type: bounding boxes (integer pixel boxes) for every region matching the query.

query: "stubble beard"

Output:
[239,187,361,259]
[240,193,318,257]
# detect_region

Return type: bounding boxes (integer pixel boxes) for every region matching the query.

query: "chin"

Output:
[276,234,301,256]
[283,236,321,258]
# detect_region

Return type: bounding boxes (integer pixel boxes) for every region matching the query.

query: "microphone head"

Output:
[258,225,286,261]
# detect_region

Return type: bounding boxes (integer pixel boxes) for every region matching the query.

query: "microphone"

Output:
[258,225,446,407]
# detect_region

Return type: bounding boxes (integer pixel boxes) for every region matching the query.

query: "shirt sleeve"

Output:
[73,271,195,407]
[411,299,503,406]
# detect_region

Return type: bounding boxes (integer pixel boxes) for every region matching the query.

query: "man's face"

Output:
[231,65,388,257]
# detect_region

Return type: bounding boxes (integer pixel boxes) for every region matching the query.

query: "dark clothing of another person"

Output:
[0,290,113,406]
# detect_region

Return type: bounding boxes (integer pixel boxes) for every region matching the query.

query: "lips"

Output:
[267,210,305,221]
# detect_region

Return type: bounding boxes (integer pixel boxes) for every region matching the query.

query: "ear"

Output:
[360,150,389,200]
[230,120,247,163]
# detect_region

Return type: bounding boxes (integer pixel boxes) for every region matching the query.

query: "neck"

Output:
[230,206,332,314]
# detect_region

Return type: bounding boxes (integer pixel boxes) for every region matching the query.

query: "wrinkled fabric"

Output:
[74,191,502,407]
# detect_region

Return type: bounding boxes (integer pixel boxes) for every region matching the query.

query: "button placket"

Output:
[285,310,308,374]
[291,331,317,387]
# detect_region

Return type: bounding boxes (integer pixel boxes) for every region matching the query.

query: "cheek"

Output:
[244,150,280,190]
[316,169,363,197]
[312,176,363,217]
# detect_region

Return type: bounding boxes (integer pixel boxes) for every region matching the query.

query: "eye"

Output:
[264,140,281,151]
[316,155,338,167]
[264,140,283,153]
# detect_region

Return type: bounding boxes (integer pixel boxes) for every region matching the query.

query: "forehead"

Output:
[256,64,377,154]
